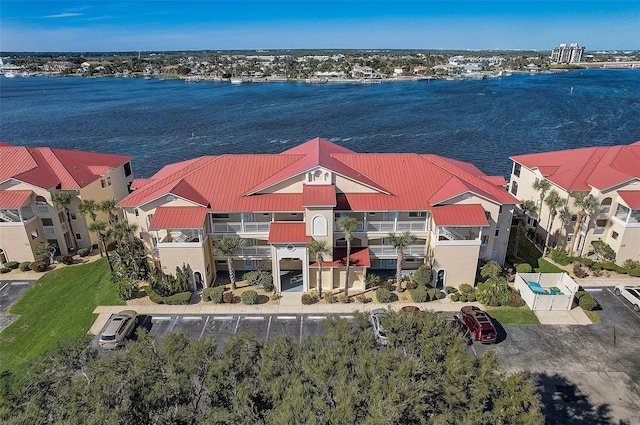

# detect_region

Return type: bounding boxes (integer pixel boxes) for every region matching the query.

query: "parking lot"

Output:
[0,280,34,332]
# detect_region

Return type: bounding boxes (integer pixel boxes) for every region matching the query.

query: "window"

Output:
[409,212,427,218]
[495,227,500,237]
[262,213,270,217]
[124,162,132,177]
[510,181,518,196]
[290,213,298,216]
[369,212,376,216]
[75,233,82,240]
[134,208,139,217]
[513,163,521,177]
[211,213,230,219]
[485,211,491,220]
[42,218,54,226]
[481,235,489,245]
[567,233,573,242]
[312,215,328,236]
[70,212,77,220]
[571,215,577,222]
[31,229,38,239]
[611,231,619,240]
[58,212,65,224]
[499,205,503,214]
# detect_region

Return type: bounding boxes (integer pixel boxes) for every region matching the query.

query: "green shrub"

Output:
[355,294,371,303]
[241,290,258,305]
[77,248,91,257]
[379,279,394,291]
[515,263,533,273]
[405,281,417,290]
[106,241,118,251]
[427,288,442,301]
[4,261,19,269]
[548,247,571,265]
[505,291,525,307]
[147,287,191,305]
[450,293,460,302]
[480,261,503,279]
[19,261,32,272]
[591,240,616,262]
[592,262,626,274]
[458,294,467,303]
[0,267,9,274]
[579,294,598,311]
[459,283,473,294]
[411,265,432,286]
[244,270,273,291]
[365,273,381,289]
[622,259,640,271]
[270,292,281,301]
[376,288,392,303]
[324,292,337,303]
[410,288,427,303]
[301,293,318,305]
[573,264,588,278]
[223,292,236,304]
[581,258,595,268]
[444,286,457,294]
[115,278,139,301]
[30,261,48,272]
[467,292,477,302]
[628,268,640,277]
[60,255,74,265]
[203,286,225,303]
[337,293,350,303]
[574,290,588,300]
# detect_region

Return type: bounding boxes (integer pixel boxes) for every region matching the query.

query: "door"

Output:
[436,269,445,289]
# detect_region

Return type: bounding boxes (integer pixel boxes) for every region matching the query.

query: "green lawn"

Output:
[0,258,122,375]
[535,258,567,274]
[486,306,540,324]
[507,225,542,268]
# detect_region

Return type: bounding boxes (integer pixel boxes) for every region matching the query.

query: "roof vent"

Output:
[167,195,176,201]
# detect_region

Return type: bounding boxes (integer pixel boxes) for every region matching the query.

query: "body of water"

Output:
[1,70,639,179]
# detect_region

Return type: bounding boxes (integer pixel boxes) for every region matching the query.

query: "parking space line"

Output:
[167,316,179,333]
[182,316,202,320]
[308,316,327,320]
[10,281,30,285]
[0,283,9,291]
[586,288,603,292]
[339,315,354,319]
[198,316,210,340]
[234,316,241,333]
[265,316,272,341]
[244,316,265,320]
[212,316,234,320]
[299,316,304,344]
[276,316,296,320]
[151,316,172,322]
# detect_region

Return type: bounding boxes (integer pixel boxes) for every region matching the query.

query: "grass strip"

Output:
[583,310,601,324]
[0,258,122,375]
[486,306,540,325]
[535,258,567,274]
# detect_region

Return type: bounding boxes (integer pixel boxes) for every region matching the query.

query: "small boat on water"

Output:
[3,71,17,78]
[305,78,328,84]
[230,78,243,84]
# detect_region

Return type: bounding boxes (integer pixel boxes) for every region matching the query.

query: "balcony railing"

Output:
[36,204,50,214]
[213,245,271,258]
[368,244,426,258]
[43,226,56,235]
[334,221,365,232]
[596,205,611,219]
[593,227,605,235]
[211,222,271,234]
[366,220,426,233]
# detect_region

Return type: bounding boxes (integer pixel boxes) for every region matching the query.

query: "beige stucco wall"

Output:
[0,220,40,263]
[433,244,480,288]
[332,267,366,291]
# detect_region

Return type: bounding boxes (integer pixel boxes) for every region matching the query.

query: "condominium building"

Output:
[551,43,585,64]
[118,138,517,292]
[509,142,640,263]
[0,142,133,265]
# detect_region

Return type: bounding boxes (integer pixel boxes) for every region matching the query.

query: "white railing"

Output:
[0,210,21,222]
[173,229,198,243]
[334,221,365,232]
[213,246,271,257]
[212,222,271,234]
[43,225,56,235]
[593,227,605,235]
[366,220,426,233]
[368,244,426,258]
[597,205,611,217]
[438,226,468,241]
[37,205,50,214]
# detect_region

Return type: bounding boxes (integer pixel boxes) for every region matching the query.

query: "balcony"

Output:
[368,244,426,258]
[160,229,202,244]
[213,245,271,258]
[366,220,426,233]
[211,221,271,234]
[593,227,606,235]
[0,208,36,223]
[43,225,56,235]
[334,221,365,232]
[596,205,611,219]
[435,226,482,246]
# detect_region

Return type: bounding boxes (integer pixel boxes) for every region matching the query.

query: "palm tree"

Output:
[571,193,600,255]
[112,219,138,250]
[388,232,416,291]
[77,199,99,254]
[513,200,537,259]
[88,220,113,272]
[531,179,551,244]
[336,216,358,298]
[309,239,331,298]
[543,190,567,256]
[98,198,119,224]
[213,236,246,290]
[51,191,78,251]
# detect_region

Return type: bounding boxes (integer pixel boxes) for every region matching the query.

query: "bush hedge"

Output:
[203,286,225,303]
[458,284,473,294]
[4,261,19,270]
[30,261,48,273]
[60,255,74,265]
[324,293,337,304]
[77,248,91,257]
[450,293,460,302]
[115,279,139,301]
[515,263,533,273]
[428,288,443,301]
[301,292,319,305]
[223,292,236,304]
[376,288,392,303]
[147,287,192,305]
[337,293,350,303]
[592,262,626,274]
[19,261,32,272]
[579,294,598,311]
[444,286,457,294]
[0,267,10,274]
[409,288,427,303]
[241,290,258,305]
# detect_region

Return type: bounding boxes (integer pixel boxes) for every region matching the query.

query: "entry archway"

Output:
[436,269,446,289]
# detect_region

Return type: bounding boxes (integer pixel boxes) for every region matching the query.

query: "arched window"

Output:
[312,215,327,236]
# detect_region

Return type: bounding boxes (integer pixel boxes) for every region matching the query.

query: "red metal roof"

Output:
[148,206,209,230]
[510,143,640,191]
[431,204,489,226]
[130,179,153,190]
[267,222,311,244]
[618,191,640,209]
[311,247,371,268]
[302,184,336,207]
[0,190,33,209]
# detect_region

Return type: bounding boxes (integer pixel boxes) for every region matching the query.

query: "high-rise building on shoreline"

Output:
[551,43,585,64]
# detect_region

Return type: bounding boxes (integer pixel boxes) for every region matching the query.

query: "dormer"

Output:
[306,167,332,185]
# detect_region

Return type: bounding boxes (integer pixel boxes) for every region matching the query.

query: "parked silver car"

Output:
[614,284,640,312]
[369,308,389,346]
[98,310,138,349]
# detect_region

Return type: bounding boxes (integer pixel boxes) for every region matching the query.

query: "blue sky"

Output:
[1,1,639,52]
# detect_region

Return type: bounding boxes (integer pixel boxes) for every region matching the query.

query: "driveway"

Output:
[0,280,35,332]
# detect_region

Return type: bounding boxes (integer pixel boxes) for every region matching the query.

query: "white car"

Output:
[614,284,640,312]
[369,309,389,346]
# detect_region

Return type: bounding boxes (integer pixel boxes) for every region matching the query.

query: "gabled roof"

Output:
[119,138,517,214]
[510,142,640,191]
[267,222,311,244]
[0,144,132,190]
[0,190,33,209]
[148,206,209,230]
[617,191,640,209]
[431,204,490,227]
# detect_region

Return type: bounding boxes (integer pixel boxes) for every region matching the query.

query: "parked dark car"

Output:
[455,306,497,344]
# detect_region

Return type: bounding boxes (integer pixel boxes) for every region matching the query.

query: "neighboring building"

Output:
[118,138,517,292]
[509,142,640,263]
[0,142,133,265]
[551,43,585,64]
